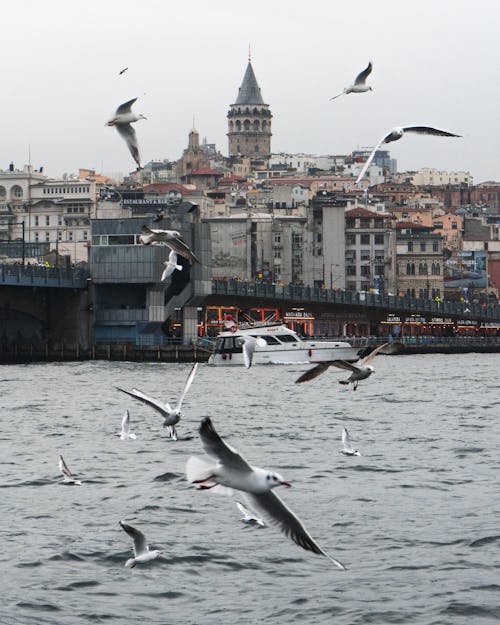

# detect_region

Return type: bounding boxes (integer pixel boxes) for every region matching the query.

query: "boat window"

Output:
[276,334,298,343]
[258,335,281,345]
[214,337,243,354]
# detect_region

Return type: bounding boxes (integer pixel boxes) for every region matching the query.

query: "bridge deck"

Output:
[0,264,89,289]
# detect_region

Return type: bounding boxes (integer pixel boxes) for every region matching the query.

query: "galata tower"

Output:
[227,55,272,159]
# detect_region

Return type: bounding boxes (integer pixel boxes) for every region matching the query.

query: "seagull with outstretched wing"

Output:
[106,98,146,169]
[331,62,373,100]
[355,125,461,184]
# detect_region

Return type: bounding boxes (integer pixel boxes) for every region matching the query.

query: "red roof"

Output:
[395,221,431,230]
[190,168,224,176]
[143,183,187,194]
[345,207,380,218]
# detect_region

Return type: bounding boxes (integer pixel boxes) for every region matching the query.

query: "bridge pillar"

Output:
[182,306,199,343]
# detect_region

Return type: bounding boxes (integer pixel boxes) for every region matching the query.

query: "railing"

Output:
[210,280,500,322]
[0,263,90,288]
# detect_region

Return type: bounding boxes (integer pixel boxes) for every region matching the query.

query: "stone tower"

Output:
[227,57,272,159]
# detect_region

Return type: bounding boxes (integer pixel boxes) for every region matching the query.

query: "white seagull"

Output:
[161,249,183,282]
[330,61,373,100]
[139,225,201,265]
[355,125,461,184]
[106,98,146,169]
[236,336,267,369]
[118,410,136,440]
[116,363,198,440]
[295,342,389,390]
[236,501,266,527]
[119,521,161,568]
[186,417,345,568]
[58,454,82,485]
[341,427,360,456]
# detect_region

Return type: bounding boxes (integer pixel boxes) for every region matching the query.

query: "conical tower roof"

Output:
[234,62,265,105]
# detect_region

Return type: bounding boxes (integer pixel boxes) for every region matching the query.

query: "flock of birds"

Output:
[106,61,462,183]
[57,338,386,570]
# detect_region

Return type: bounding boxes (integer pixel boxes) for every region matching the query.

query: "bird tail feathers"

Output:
[185,456,234,495]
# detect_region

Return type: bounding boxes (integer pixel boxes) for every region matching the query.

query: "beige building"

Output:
[411,167,473,186]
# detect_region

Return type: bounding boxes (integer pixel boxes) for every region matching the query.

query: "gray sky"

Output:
[2,0,499,182]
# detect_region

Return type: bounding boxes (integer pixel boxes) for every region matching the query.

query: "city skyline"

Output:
[0,0,498,182]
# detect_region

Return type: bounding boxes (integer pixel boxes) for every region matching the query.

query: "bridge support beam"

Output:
[182,306,199,344]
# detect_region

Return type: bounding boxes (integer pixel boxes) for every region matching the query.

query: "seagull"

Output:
[341,427,360,456]
[295,342,389,390]
[330,62,373,100]
[116,363,198,440]
[106,98,146,169]
[118,67,128,76]
[58,454,82,485]
[139,225,201,265]
[119,521,161,568]
[161,249,183,282]
[118,410,136,440]
[236,501,266,527]
[236,336,267,369]
[355,126,462,184]
[186,417,345,568]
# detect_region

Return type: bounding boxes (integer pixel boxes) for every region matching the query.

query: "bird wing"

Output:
[168,249,178,264]
[119,521,148,556]
[59,454,73,478]
[342,427,351,449]
[241,338,256,369]
[160,265,171,281]
[402,126,462,138]
[198,417,252,473]
[121,410,130,434]
[294,362,333,384]
[115,98,137,114]
[328,360,362,373]
[166,236,201,265]
[244,491,345,569]
[116,123,141,168]
[175,363,198,410]
[115,386,169,418]
[354,61,372,85]
[360,342,389,366]
[355,133,389,184]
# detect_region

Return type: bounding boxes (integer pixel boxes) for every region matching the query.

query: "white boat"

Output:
[207,322,361,366]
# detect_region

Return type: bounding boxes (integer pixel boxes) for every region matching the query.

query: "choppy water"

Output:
[2,353,500,625]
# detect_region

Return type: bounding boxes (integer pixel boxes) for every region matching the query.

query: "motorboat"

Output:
[207,322,361,366]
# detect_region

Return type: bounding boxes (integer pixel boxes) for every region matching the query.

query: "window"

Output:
[12,185,23,198]
[451,222,457,229]
[34,216,39,226]
[360,266,370,277]
[83,231,88,241]
[274,234,281,244]
[347,266,356,276]
[45,215,50,226]
[58,231,62,241]
[316,233,322,243]
[407,242,413,251]
[58,216,63,226]
[34,232,39,242]
[374,234,384,245]
[419,263,427,275]
[274,250,281,259]
[433,242,439,252]
[360,234,370,245]
[346,282,356,291]
[346,234,356,245]
[45,231,50,242]
[68,231,73,241]
[420,242,426,251]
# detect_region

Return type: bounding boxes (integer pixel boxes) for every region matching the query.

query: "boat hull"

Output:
[208,343,360,366]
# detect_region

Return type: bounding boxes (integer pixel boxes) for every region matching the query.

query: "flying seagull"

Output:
[119,521,161,568]
[355,126,461,184]
[186,417,345,568]
[295,342,389,390]
[341,427,360,456]
[106,98,146,169]
[330,62,373,100]
[139,225,201,265]
[116,363,198,440]
[118,67,128,76]
[58,454,82,485]
[161,249,183,282]
[118,410,136,440]
[236,336,267,369]
[236,501,266,527]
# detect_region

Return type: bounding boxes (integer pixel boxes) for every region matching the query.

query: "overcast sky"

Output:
[1,0,499,182]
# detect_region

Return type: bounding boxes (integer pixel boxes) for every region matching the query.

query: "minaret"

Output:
[227,53,272,159]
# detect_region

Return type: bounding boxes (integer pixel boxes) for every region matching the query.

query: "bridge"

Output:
[207,279,500,323]
[0,263,90,289]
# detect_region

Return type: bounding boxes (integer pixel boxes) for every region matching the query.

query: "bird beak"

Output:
[280,481,291,487]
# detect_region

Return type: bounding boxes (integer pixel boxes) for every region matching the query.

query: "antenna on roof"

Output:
[248,44,251,62]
